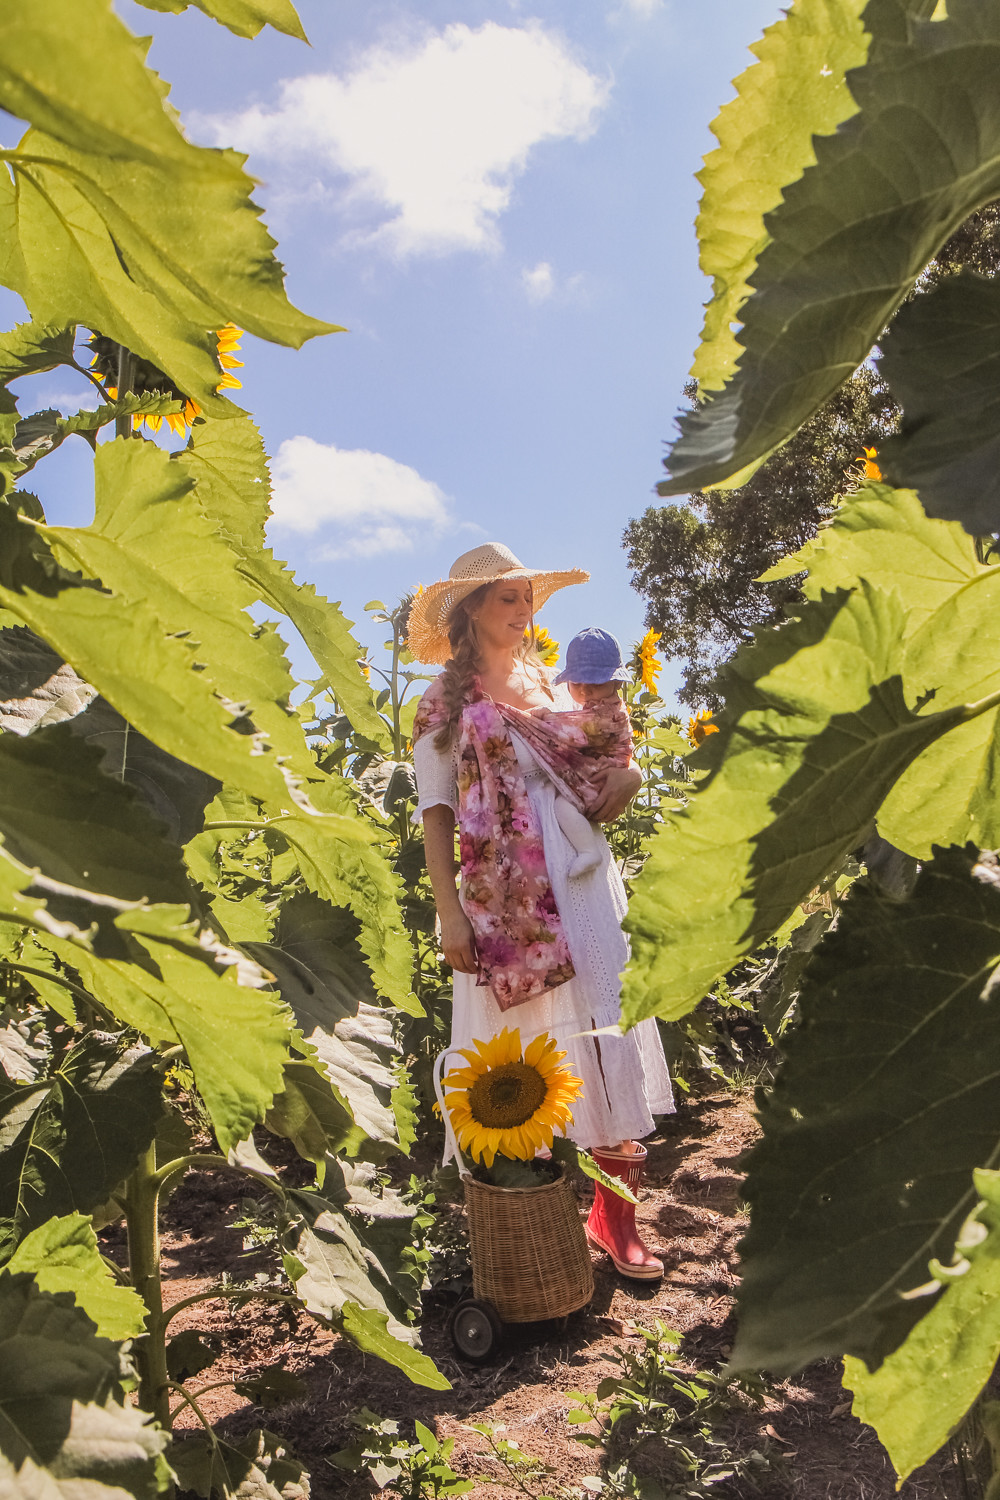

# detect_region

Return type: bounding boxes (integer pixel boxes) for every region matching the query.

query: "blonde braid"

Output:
[434,588,488,750]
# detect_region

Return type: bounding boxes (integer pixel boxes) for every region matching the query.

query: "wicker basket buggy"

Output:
[434,1049,594,1362]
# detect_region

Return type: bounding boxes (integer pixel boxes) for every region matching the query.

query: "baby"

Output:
[551,627,633,878]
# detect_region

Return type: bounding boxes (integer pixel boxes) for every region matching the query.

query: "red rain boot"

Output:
[586,1143,663,1281]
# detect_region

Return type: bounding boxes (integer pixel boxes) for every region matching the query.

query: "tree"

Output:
[623,367,896,708]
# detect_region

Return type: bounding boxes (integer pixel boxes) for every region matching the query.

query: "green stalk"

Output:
[115,344,135,440]
[124,1141,171,1429]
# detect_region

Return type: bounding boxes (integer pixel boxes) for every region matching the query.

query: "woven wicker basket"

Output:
[464,1166,594,1323]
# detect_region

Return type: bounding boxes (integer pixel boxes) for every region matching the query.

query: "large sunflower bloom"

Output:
[531,626,560,668]
[686,708,718,746]
[89,325,243,437]
[638,629,662,695]
[444,1027,583,1169]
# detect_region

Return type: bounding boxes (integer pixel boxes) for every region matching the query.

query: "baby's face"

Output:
[567,680,622,705]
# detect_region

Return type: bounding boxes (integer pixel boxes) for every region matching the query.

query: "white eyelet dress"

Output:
[413,696,675,1149]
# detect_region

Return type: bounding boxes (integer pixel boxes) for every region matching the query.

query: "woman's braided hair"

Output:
[433,582,552,750]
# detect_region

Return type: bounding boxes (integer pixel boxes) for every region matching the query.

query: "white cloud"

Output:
[617,0,664,14]
[268,437,451,559]
[204,22,609,256]
[522,261,555,302]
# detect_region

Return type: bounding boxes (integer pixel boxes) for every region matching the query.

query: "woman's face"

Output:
[471,579,534,653]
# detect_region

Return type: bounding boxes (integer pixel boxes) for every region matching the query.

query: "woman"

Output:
[408,542,674,1280]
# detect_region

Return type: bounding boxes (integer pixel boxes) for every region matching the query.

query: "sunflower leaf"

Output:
[622,581,979,1026]
[876,271,1000,534]
[177,413,387,747]
[131,0,308,42]
[843,1168,1000,1485]
[661,0,1000,495]
[761,483,1000,858]
[733,847,1000,1376]
[692,0,869,393]
[0,0,336,412]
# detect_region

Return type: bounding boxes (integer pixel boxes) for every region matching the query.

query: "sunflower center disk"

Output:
[469,1062,547,1128]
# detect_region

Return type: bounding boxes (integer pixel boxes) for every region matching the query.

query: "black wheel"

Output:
[448,1298,503,1362]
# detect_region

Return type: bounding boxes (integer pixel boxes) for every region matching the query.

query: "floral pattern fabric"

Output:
[412,679,633,1011]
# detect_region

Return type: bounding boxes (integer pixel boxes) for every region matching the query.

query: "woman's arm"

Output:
[423,803,478,974]
[587,763,643,822]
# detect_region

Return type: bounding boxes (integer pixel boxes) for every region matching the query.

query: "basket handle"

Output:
[433,1047,472,1179]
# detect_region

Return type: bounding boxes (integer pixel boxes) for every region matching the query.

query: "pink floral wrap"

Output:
[413,679,633,1010]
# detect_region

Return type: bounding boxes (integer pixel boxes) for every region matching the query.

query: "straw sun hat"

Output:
[406,542,589,665]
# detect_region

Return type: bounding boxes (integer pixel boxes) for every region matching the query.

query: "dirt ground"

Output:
[101,1089,967,1499]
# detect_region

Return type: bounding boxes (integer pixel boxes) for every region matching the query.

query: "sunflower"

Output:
[443,1027,583,1169]
[857,445,881,480]
[637,628,662,694]
[531,625,560,667]
[686,708,718,746]
[88,324,243,437]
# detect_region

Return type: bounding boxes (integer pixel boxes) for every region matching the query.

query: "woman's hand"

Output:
[440,909,478,974]
[589,764,643,822]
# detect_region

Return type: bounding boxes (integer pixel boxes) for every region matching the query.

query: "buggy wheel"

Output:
[449,1298,503,1362]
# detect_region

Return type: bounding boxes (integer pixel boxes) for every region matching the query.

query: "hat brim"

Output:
[407,566,589,665]
[553,664,630,685]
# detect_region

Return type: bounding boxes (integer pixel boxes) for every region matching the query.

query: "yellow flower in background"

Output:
[638,629,662,694]
[856,446,882,480]
[444,1027,582,1169]
[686,708,719,746]
[531,625,560,667]
[358,659,371,682]
[215,322,244,391]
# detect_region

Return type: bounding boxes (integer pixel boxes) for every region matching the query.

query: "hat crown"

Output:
[448,542,525,581]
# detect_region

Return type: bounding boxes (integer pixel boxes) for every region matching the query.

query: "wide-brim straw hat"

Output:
[407,542,589,665]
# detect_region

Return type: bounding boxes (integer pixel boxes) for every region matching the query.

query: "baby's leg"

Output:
[554,796,602,878]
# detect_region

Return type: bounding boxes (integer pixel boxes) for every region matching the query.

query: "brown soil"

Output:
[101,1090,966,1499]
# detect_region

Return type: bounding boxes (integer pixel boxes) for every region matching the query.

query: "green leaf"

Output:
[661,0,1000,495]
[763,484,1000,857]
[0,1273,123,1468]
[232,1367,306,1408]
[268,804,414,1009]
[131,0,308,42]
[49,911,293,1157]
[165,1329,219,1382]
[0,625,96,734]
[844,1169,1000,1483]
[0,1035,162,1264]
[64,694,221,847]
[732,846,1000,1376]
[177,415,387,746]
[0,723,192,903]
[340,1305,451,1392]
[265,1058,363,1167]
[0,0,336,410]
[7,1214,145,1341]
[281,1184,447,1386]
[621,582,980,1025]
[692,0,869,393]
[876,271,1000,533]
[43,438,318,789]
[0,507,296,812]
[170,1427,307,1500]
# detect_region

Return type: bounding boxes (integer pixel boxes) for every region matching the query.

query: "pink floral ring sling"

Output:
[413,677,633,1009]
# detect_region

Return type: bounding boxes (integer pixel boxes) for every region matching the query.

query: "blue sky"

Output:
[11,0,780,702]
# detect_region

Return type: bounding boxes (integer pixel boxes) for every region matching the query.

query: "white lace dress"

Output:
[413,693,674,1148]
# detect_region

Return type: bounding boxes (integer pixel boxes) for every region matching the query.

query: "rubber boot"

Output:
[585,1143,664,1281]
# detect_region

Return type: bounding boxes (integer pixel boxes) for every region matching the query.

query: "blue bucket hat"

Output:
[553,627,629,685]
